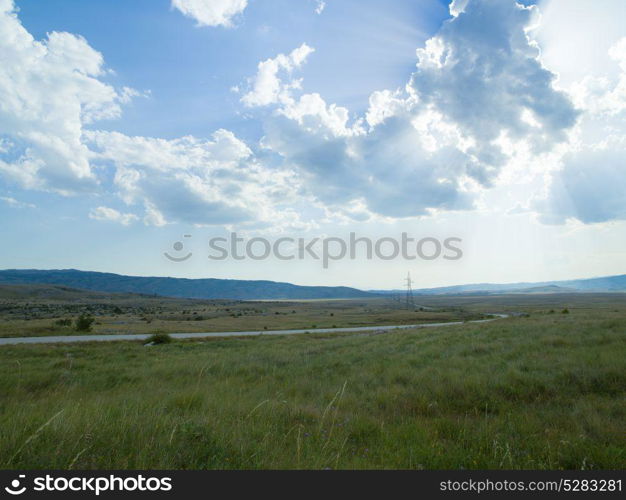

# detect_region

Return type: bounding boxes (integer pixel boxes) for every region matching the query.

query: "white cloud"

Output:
[315,1,326,15]
[86,129,304,227]
[537,35,626,224]
[528,1,626,225]
[89,206,138,226]
[3,0,622,231]
[410,0,578,173]
[143,202,168,227]
[241,44,315,107]
[449,0,469,17]
[0,195,35,209]
[0,0,135,194]
[171,0,247,28]
[365,89,411,128]
[533,0,626,89]
[0,1,305,229]
[539,144,626,224]
[245,0,578,219]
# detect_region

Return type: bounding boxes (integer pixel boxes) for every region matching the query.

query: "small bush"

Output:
[561,308,570,314]
[145,333,172,345]
[54,318,72,327]
[74,314,95,332]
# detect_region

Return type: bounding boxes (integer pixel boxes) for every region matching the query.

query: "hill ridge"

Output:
[0,269,373,300]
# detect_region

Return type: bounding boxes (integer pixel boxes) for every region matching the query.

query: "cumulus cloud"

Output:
[410,0,578,174]
[171,0,247,28]
[0,0,134,193]
[244,0,578,219]
[89,206,138,226]
[4,0,620,230]
[241,44,315,107]
[0,1,306,229]
[86,129,302,227]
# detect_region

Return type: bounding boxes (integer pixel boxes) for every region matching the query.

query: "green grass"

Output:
[0,304,624,469]
[0,298,477,338]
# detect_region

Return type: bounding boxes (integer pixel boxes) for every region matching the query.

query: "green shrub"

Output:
[145,333,172,345]
[561,308,570,314]
[74,314,95,332]
[54,318,72,327]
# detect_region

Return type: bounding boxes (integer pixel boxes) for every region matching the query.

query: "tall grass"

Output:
[0,306,624,469]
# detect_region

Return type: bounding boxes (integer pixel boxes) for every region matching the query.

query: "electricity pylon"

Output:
[405,272,415,310]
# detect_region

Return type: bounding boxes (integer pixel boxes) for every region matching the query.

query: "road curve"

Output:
[0,315,508,346]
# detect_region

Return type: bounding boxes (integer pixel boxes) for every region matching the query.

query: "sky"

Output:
[0,0,625,289]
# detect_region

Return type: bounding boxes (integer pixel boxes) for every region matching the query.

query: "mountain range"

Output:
[372,274,626,295]
[0,269,372,300]
[0,269,624,300]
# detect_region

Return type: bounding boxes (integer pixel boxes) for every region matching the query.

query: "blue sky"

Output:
[15,0,450,139]
[1,0,625,289]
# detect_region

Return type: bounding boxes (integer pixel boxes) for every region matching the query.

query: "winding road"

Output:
[0,315,508,345]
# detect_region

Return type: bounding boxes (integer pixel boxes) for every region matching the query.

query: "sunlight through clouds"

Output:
[0,0,624,286]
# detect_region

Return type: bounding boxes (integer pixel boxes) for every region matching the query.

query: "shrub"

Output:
[145,333,172,345]
[54,318,72,327]
[74,314,95,332]
[561,308,570,314]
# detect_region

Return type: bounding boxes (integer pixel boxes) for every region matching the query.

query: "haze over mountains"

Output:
[0,269,624,300]
[373,275,626,295]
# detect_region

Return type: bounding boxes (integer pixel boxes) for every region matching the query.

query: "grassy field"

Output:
[0,285,481,338]
[0,294,624,469]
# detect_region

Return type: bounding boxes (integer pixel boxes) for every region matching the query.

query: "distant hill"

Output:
[371,274,626,295]
[0,269,374,300]
[0,283,193,304]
